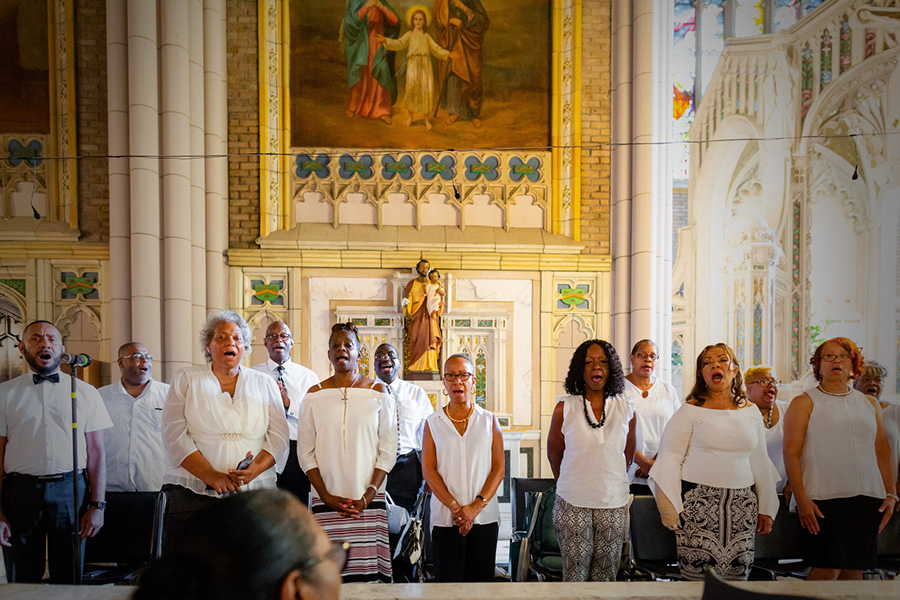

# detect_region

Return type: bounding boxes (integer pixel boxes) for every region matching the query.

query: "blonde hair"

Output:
[744,365,775,384]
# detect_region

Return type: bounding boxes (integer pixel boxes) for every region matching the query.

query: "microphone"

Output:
[60,353,92,368]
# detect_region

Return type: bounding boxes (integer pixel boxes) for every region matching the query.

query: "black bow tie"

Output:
[33,373,60,385]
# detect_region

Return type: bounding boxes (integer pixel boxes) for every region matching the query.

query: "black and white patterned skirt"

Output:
[676,481,758,581]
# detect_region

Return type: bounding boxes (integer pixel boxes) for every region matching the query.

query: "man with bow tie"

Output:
[251,321,318,504]
[0,320,112,582]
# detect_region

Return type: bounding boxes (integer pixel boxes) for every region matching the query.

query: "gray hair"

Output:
[444,353,475,373]
[200,310,252,363]
[862,359,888,379]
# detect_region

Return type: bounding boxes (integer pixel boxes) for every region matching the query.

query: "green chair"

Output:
[527,484,563,581]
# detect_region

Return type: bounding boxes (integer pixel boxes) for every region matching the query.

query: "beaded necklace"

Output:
[582,395,606,428]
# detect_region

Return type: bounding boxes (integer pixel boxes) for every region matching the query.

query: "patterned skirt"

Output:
[310,493,392,583]
[676,481,758,581]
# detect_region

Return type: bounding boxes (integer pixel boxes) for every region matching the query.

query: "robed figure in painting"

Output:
[343,0,401,123]
[433,0,489,127]
[404,259,441,373]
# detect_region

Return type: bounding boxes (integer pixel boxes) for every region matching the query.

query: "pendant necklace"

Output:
[583,395,607,428]
[340,373,360,451]
[340,373,360,401]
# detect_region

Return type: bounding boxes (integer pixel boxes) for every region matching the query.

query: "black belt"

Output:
[6,471,84,483]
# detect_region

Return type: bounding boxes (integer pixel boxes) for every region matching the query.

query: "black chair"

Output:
[527,484,562,581]
[511,477,556,532]
[872,505,900,578]
[82,491,166,584]
[753,495,808,579]
[701,568,822,600]
[628,493,681,580]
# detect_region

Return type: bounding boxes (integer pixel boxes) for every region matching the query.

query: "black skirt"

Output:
[798,495,883,569]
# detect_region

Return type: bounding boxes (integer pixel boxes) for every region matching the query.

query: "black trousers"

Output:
[386,451,423,582]
[431,522,499,582]
[1,471,87,583]
[277,440,311,505]
[160,484,219,556]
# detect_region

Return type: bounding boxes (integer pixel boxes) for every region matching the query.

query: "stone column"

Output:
[107,0,132,353]
[127,0,162,357]
[204,0,229,312]
[160,0,194,379]
[189,0,208,365]
[610,0,633,354]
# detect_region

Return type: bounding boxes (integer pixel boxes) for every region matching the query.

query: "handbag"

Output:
[393,491,427,566]
[384,491,410,535]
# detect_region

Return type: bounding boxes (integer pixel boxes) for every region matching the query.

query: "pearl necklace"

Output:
[444,403,474,423]
[816,384,852,397]
[765,406,774,428]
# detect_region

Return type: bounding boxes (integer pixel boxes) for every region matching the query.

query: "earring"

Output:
[442,389,449,396]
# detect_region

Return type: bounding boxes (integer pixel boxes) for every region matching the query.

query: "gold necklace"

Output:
[340,373,360,452]
[340,373,360,401]
[444,403,474,423]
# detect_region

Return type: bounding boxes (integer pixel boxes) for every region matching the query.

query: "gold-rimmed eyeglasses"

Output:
[264,333,292,341]
[748,378,780,387]
[294,541,349,573]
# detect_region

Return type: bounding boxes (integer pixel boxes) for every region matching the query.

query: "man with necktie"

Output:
[0,320,112,582]
[251,321,318,504]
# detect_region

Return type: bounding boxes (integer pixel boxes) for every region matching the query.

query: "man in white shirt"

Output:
[98,342,169,492]
[373,343,433,511]
[0,320,112,583]
[251,321,318,504]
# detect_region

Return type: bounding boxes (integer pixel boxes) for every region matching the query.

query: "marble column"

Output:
[127,0,162,358]
[106,0,132,354]
[189,0,208,365]
[203,0,229,312]
[160,0,194,379]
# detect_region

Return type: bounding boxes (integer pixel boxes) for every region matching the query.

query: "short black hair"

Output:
[563,339,626,398]
[330,321,360,347]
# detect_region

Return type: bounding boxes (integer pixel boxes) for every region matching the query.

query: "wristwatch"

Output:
[88,500,107,510]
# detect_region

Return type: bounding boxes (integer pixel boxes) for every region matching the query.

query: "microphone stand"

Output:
[70,360,84,585]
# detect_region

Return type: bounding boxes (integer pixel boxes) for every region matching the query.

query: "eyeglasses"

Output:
[374,352,397,362]
[295,541,349,573]
[821,353,852,363]
[748,378,780,386]
[265,333,292,341]
[635,353,658,361]
[443,372,473,382]
[122,353,153,362]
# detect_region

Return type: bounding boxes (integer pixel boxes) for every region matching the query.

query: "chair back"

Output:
[511,477,556,532]
[754,497,803,561]
[83,491,166,579]
[701,568,820,600]
[878,508,900,557]
[629,493,678,563]
[531,485,559,557]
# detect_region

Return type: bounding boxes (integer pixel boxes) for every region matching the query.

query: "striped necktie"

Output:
[386,383,401,455]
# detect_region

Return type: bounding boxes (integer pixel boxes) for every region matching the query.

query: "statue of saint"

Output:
[403,259,441,373]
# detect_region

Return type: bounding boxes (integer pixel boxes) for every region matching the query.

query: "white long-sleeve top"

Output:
[162,365,290,496]
[427,404,500,528]
[649,402,780,518]
[297,387,397,499]
[763,400,790,493]
[556,394,634,509]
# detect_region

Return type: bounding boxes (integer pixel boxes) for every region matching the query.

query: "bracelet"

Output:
[366,484,377,495]
[887,493,899,501]
[476,494,488,508]
[449,499,459,508]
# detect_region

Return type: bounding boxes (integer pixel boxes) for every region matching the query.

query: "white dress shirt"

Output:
[376,377,433,454]
[649,403,780,518]
[252,358,319,442]
[426,404,500,527]
[162,365,290,496]
[0,370,112,475]
[297,387,397,498]
[99,379,169,492]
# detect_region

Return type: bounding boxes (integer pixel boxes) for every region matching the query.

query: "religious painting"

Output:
[289,0,551,150]
[0,0,50,133]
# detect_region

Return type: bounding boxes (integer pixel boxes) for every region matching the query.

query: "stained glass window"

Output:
[774,0,800,31]
[475,348,486,408]
[359,344,370,377]
[839,17,852,73]
[820,29,832,90]
[672,0,697,181]
[735,0,764,37]
[802,0,824,14]
[700,0,725,98]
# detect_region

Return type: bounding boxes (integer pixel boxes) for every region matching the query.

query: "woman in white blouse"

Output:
[649,343,778,581]
[854,359,900,508]
[162,311,289,549]
[547,339,636,582]
[783,338,896,580]
[744,366,790,496]
[422,354,504,582]
[622,339,680,492]
[297,322,397,583]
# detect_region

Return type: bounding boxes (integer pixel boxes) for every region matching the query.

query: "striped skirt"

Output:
[310,494,392,583]
[676,481,758,581]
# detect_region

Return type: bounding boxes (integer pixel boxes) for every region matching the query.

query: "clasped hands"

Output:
[451,501,482,536]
